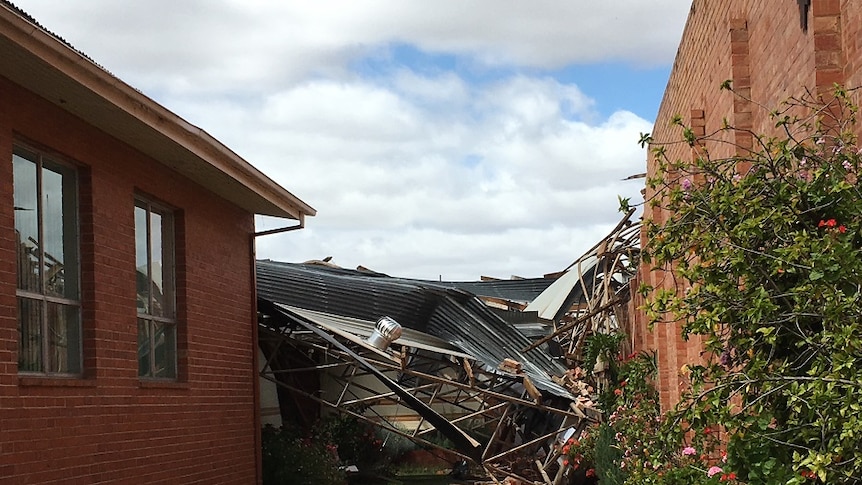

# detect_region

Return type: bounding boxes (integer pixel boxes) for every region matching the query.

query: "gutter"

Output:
[253,214,305,238]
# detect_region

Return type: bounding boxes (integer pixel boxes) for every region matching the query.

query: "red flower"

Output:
[720,472,737,481]
[614,388,623,396]
[800,470,816,479]
[827,219,837,227]
[704,426,713,435]
[586,468,596,478]
[839,225,847,233]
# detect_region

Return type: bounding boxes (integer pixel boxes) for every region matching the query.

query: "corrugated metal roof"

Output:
[279,262,556,304]
[275,304,474,360]
[435,278,556,304]
[256,260,573,399]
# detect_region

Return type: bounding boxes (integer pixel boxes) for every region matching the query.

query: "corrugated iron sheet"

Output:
[434,278,557,305]
[256,260,573,399]
[275,304,474,360]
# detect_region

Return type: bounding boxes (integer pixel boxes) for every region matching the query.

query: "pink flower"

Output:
[843,160,853,170]
[682,446,696,456]
[681,178,692,191]
[708,466,724,477]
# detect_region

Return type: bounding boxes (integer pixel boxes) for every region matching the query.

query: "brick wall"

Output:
[1,75,258,483]
[636,0,862,409]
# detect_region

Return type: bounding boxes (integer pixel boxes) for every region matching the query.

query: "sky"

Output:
[15,1,691,281]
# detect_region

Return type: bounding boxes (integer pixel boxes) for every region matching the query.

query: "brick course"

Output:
[1,75,258,483]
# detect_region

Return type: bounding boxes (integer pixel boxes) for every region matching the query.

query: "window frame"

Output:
[134,195,178,380]
[13,144,82,376]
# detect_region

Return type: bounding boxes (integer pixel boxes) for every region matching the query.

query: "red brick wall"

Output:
[842,1,862,95]
[1,75,258,483]
[637,0,862,409]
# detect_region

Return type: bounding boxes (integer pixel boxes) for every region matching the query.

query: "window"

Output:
[13,146,81,374]
[135,197,177,379]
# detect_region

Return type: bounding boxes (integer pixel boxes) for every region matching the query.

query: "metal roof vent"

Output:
[367,316,402,351]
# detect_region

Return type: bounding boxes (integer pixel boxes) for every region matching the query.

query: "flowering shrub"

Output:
[565,352,741,484]
[642,85,862,484]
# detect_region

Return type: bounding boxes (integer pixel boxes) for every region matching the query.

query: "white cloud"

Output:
[243,73,651,279]
[12,0,672,280]
[17,1,689,93]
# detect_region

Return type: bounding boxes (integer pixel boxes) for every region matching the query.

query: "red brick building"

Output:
[1,3,314,483]
[634,0,862,408]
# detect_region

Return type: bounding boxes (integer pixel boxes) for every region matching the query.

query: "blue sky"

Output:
[550,63,671,120]
[355,44,671,120]
[14,0,690,280]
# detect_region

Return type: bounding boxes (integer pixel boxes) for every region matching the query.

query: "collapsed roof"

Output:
[256,260,571,398]
[256,211,641,483]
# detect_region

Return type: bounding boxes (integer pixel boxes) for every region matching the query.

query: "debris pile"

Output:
[258,210,641,485]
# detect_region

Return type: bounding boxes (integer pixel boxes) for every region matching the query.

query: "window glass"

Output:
[14,154,39,293]
[47,301,82,373]
[42,160,79,300]
[17,297,42,372]
[153,321,176,379]
[137,317,150,376]
[135,205,149,314]
[150,211,165,318]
